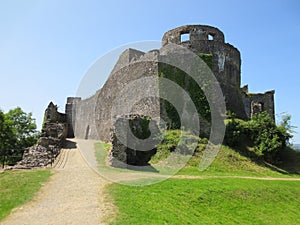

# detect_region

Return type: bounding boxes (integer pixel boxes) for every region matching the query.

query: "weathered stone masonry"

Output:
[14,102,68,168]
[241,85,275,120]
[66,25,275,142]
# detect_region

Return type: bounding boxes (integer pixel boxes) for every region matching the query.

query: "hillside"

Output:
[95,138,300,178]
[178,145,300,177]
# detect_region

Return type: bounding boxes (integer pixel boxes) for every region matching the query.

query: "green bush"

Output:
[151,129,207,163]
[247,112,290,158]
[224,118,247,147]
[224,112,293,163]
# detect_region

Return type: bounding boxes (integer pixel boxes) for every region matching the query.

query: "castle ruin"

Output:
[65,25,275,142]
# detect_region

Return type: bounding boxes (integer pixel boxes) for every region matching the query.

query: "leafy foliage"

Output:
[0,107,39,166]
[151,129,207,163]
[224,117,247,147]
[129,115,151,139]
[6,107,40,149]
[225,111,294,163]
[0,110,16,164]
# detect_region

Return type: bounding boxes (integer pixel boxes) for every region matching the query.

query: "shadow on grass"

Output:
[275,147,300,174]
[125,164,159,173]
[229,143,300,175]
[94,142,160,174]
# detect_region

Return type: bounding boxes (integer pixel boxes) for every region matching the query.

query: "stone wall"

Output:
[242,88,275,120]
[95,53,160,141]
[70,49,161,142]
[14,102,68,169]
[73,92,99,140]
[45,102,66,123]
[65,97,81,138]
[162,25,225,45]
[67,24,276,143]
[108,114,159,167]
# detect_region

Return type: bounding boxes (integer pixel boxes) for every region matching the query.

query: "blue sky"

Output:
[0,0,299,143]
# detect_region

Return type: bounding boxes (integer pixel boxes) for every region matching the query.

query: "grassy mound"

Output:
[150,129,300,177]
[179,145,300,177]
[94,129,300,177]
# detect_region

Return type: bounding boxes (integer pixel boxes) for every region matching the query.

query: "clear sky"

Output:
[0,0,299,143]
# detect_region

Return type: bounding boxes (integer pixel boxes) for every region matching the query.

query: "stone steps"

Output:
[53,149,69,169]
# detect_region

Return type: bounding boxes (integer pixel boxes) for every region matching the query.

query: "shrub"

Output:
[224,118,247,147]
[247,112,288,158]
[224,112,294,163]
[151,129,207,163]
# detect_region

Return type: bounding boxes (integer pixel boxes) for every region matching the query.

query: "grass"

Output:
[94,138,300,224]
[0,169,51,221]
[94,142,111,169]
[94,142,130,173]
[94,138,300,178]
[108,178,300,225]
[149,129,300,177]
[178,145,300,177]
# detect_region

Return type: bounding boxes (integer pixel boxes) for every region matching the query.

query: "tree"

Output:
[6,107,40,150]
[0,107,40,167]
[276,113,294,147]
[0,110,16,167]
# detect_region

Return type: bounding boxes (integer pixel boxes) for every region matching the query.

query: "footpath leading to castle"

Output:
[1,139,110,225]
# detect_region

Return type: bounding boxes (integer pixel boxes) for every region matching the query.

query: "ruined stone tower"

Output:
[66,25,275,141]
[162,25,246,118]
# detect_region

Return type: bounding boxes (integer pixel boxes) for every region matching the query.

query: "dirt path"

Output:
[1,140,109,225]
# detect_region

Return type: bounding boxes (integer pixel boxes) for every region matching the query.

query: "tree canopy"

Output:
[0,107,39,166]
[6,107,39,149]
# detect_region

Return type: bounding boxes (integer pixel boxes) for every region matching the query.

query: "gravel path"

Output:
[1,140,109,225]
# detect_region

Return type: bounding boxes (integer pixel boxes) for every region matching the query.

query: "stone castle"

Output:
[65,25,275,142]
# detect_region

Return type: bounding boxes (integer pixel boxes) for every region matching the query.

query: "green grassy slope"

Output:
[0,170,51,221]
[95,139,300,178]
[178,145,300,177]
[109,178,300,225]
[95,139,300,224]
